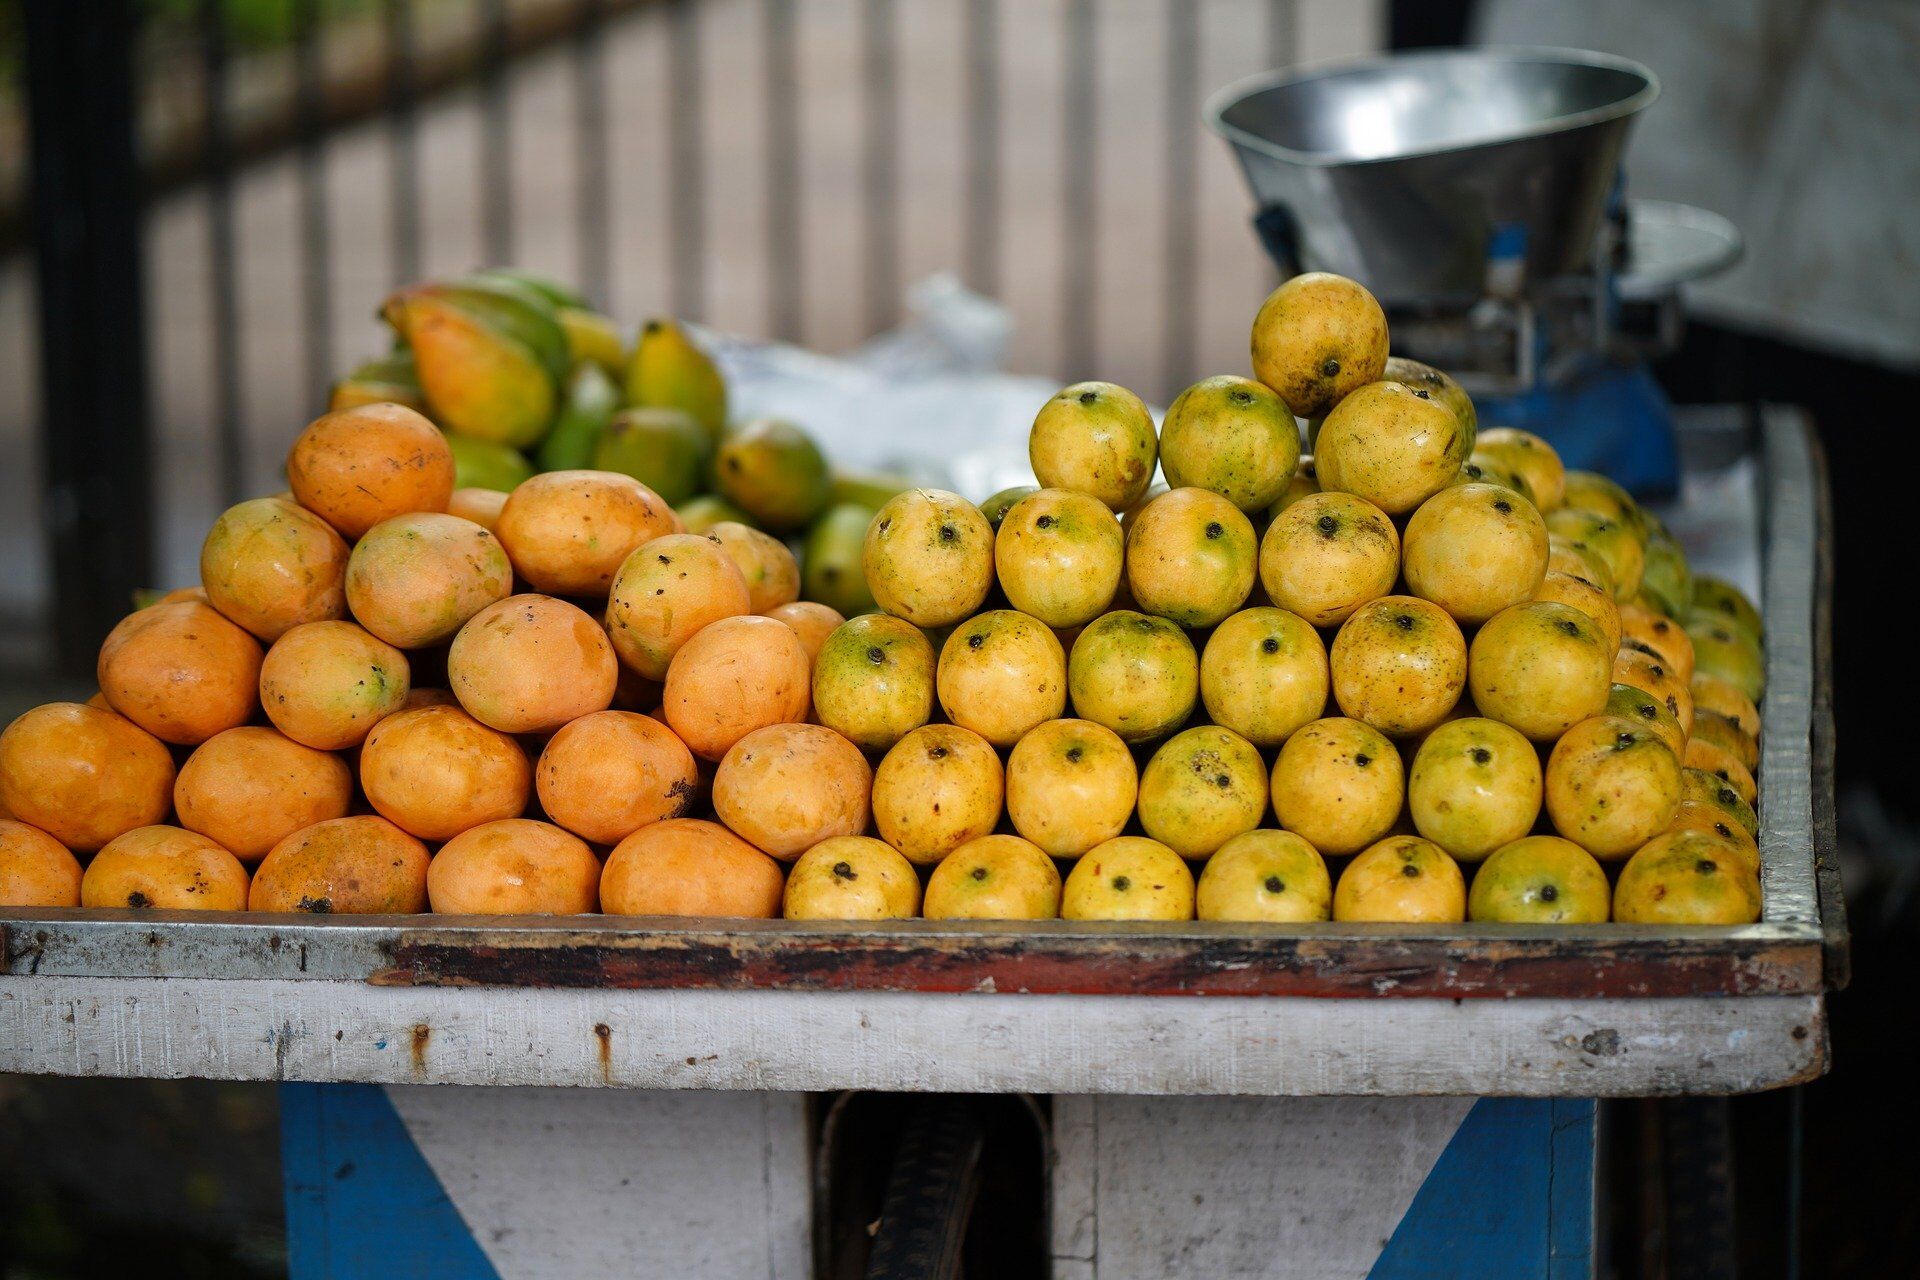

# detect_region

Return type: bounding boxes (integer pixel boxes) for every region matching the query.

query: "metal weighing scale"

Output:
[1208,46,1743,494]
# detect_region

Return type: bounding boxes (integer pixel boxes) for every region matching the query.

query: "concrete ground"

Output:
[0,0,1379,682]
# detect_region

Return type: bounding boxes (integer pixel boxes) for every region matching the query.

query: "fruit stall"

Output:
[0,47,1843,1280]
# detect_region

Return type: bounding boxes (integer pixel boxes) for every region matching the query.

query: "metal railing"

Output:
[6,0,1381,676]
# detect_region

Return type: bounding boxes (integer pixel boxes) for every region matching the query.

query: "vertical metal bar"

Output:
[478,0,514,265]
[23,0,154,672]
[293,0,333,414]
[385,0,421,285]
[667,0,706,320]
[763,0,801,342]
[1161,0,1199,400]
[962,0,999,299]
[862,0,899,336]
[1268,0,1296,67]
[573,0,611,298]
[1060,0,1097,380]
[201,0,244,504]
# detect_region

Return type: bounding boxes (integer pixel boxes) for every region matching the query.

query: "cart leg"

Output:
[1051,1095,1595,1280]
[280,1083,811,1280]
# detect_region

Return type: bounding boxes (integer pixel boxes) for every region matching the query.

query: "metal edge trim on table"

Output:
[0,975,1826,1096]
[0,411,1836,1002]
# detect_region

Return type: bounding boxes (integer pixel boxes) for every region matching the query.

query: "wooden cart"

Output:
[0,408,1843,1279]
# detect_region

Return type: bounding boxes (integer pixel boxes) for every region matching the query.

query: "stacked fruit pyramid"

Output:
[0,272,1765,927]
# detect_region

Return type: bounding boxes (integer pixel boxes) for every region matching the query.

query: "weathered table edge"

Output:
[0,409,1841,1006]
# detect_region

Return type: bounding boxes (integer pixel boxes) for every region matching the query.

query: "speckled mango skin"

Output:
[1605,682,1687,760]
[1618,603,1693,682]
[1062,836,1195,921]
[763,601,845,665]
[1066,611,1199,744]
[1612,645,1694,738]
[1408,717,1541,862]
[1005,718,1137,858]
[1314,381,1467,516]
[1383,356,1476,457]
[873,725,1004,865]
[923,834,1061,920]
[1467,836,1609,924]
[1195,829,1331,923]
[1329,596,1468,737]
[712,723,872,861]
[1199,608,1328,748]
[1258,491,1399,627]
[259,621,410,751]
[535,710,700,847]
[1028,382,1158,511]
[1693,708,1760,772]
[449,594,619,735]
[994,489,1123,628]
[864,489,996,627]
[1686,737,1759,806]
[1468,602,1613,742]
[706,521,800,615]
[0,819,83,907]
[1689,574,1764,645]
[1535,570,1622,657]
[1125,488,1258,628]
[1452,455,1533,505]
[1266,456,1321,518]
[81,826,250,912]
[427,819,600,915]
[250,815,431,914]
[980,485,1041,531]
[1402,483,1549,625]
[605,532,752,680]
[784,836,920,920]
[1545,507,1644,602]
[1683,766,1759,836]
[0,702,176,851]
[97,599,264,746]
[286,402,455,539]
[495,470,679,599]
[1333,835,1465,923]
[1474,429,1565,512]
[937,610,1067,747]
[1249,273,1389,419]
[1136,725,1267,859]
[1544,715,1682,860]
[1559,470,1644,534]
[713,418,832,532]
[1269,717,1402,856]
[200,496,351,642]
[1691,672,1761,741]
[1613,829,1761,925]
[1159,375,1302,512]
[360,705,531,841]
[1547,535,1615,597]
[1685,616,1766,704]
[811,613,936,753]
[1664,800,1760,873]
[346,511,515,649]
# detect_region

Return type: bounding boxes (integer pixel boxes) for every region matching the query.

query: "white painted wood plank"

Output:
[0,978,1825,1096]
[1050,1096,1473,1280]
[388,1086,811,1280]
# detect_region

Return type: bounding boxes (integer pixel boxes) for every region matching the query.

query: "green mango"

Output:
[558,307,626,378]
[593,407,714,506]
[802,503,879,618]
[1637,521,1693,619]
[438,276,571,383]
[382,285,562,448]
[713,418,831,532]
[979,485,1040,531]
[1690,574,1764,646]
[465,268,588,312]
[830,469,914,511]
[447,435,535,493]
[626,317,727,440]
[676,494,756,534]
[329,349,427,415]
[537,361,620,473]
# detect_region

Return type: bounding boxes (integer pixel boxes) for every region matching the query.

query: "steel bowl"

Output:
[1207,47,1658,306]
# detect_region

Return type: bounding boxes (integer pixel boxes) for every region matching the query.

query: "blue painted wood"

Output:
[1368,1097,1596,1280]
[280,1083,500,1280]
